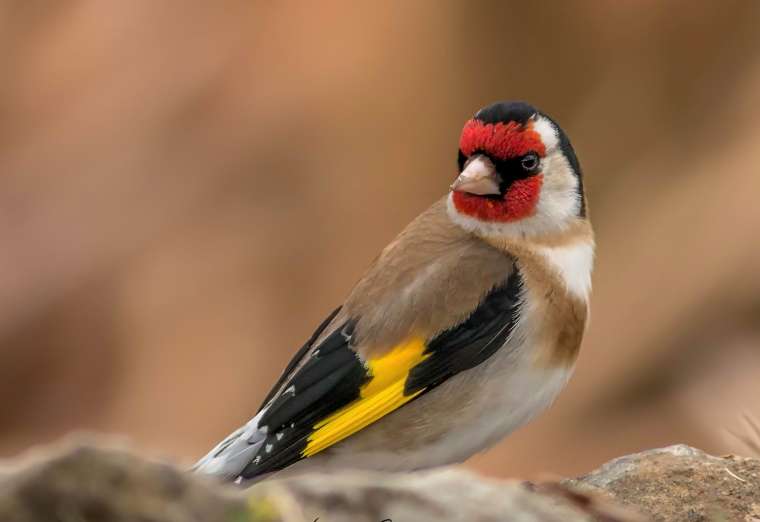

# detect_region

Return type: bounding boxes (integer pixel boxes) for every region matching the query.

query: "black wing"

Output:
[405,270,523,394]
[238,271,523,480]
[257,305,342,410]
[241,318,369,478]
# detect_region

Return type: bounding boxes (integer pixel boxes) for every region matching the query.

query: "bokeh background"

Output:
[2,0,759,479]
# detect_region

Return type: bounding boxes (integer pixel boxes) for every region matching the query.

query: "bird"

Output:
[193,100,594,484]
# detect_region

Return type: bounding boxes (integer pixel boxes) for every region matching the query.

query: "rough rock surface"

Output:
[251,470,607,522]
[0,444,248,522]
[568,444,760,521]
[0,441,757,521]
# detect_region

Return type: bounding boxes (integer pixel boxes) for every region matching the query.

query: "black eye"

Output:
[520,152,540,173]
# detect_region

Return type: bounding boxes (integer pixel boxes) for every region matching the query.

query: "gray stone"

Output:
[1,440,758,521]
[569,444,760,521]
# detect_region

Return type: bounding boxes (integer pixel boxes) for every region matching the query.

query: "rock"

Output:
[0,440,758,521]
[251,470,607,522]
[0,441,606,522]
[569,444,760,521]
[0,442,248,522]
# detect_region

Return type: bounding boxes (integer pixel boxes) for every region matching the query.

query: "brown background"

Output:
[1,0,759,479]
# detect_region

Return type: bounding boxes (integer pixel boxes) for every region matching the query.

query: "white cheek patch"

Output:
[531,115,559,153]
[532,150,582,223]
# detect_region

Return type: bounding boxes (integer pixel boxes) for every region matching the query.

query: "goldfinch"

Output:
[194,101,594,483]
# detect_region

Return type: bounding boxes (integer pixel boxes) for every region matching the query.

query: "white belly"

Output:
[386,349,573,469]
[279,339,574,476]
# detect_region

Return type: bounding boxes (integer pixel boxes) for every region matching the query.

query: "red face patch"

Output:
[454,118,546,223]
[459,119,546,159]
[452,174,543,222]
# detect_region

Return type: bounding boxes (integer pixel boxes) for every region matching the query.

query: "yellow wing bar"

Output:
[302,337,429,457]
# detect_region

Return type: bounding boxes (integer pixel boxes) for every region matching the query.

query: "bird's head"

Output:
[448,101,585,238]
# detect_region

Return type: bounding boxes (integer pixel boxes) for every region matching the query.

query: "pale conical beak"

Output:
[450,155,500,196]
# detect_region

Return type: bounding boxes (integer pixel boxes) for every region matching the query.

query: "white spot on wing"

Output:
[341,326,352,342]
[276,432,283,441]
[265,444,273,453]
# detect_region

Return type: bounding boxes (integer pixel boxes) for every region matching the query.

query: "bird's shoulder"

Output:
[343,198,516,354]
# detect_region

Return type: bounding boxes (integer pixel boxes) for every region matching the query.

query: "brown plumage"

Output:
[483,218,593,367]
[193,100,594,484]
[341,199,514,356]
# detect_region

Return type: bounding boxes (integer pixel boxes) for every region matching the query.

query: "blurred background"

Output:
[1,0,759,479]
